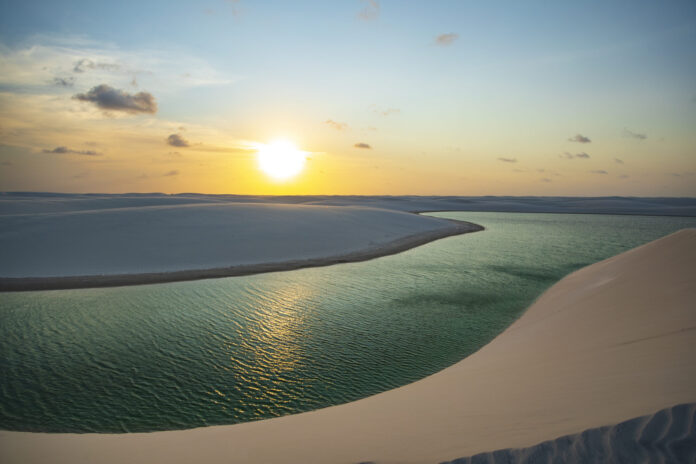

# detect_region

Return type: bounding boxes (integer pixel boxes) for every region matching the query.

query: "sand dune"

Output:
[447,402,696,463]
[2,192,695,216]
[0,202,479,288]
[1,230,694,463]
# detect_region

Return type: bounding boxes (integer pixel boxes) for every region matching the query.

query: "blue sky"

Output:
[1,0,695,195]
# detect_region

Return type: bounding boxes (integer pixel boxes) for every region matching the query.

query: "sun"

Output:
[256,140,306,180]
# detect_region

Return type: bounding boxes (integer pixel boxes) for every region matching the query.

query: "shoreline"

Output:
[1,229,694,464]
[0,218,483,292]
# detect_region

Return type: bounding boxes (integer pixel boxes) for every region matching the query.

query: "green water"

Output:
[0,212,694,433]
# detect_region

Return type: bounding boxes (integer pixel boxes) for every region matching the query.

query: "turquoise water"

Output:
[1,212,694,433]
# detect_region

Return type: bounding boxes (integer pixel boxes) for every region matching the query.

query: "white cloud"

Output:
[0,38,236,94]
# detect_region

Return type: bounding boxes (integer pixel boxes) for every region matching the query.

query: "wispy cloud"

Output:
[0,39,234,93]
[370,105,400,116]
[74,84,157,114]
[53,76,75,87]
[615,158,624,164]
[163,169,180,176]
[590,170,608,174]
[623,128,647,140]
[73,58,120,73]
[619,174,629,179]
[435,33,459,46]
[354,142,372,149]
[562,152,590,159]
[325,119,348,131]
[497,157,517,163]
[357,0,379,20]
[225,0,242,17]
[167,133,189,147]
[541,178,552,182]
[42,146,102,156]
[568,134,591,143]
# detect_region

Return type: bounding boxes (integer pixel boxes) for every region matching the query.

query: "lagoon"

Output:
[1,212,694,433]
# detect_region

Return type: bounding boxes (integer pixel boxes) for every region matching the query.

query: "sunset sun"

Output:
[256,140,306,180]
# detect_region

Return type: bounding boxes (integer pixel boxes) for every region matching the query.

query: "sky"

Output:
[0,0,695,196]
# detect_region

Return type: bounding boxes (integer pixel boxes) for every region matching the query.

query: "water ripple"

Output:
[1,212,695,432]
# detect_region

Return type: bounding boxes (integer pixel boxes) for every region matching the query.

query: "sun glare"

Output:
[256,140,306,180]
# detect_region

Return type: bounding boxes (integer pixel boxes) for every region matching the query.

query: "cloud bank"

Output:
[354,143,372,149]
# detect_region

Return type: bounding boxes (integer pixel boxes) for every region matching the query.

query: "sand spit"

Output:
[0,202,481,291]
[1,230,694,463]
[446,402,696,463]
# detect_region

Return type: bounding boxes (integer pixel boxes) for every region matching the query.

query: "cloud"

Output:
[42,146,102,156]
[619,174,629,179]
[623,128,647,140]
[497,157,517,163]
[73,84,157,114]
[541,178,552,183]
[357,0,379,20]
[325,119,348,131]
[568,134,591,143]
[167,133,189,147]
[435,33,459,46]
[354,142,372,149]
[562,152,590,159]
[225,0,242,16]
[370,105,400,116]
[590,170,608,174]
[615,158,624,164]
[0,40,233,94]
[73,58,120,73]
[53,77,75,87]
[163,169,180,176]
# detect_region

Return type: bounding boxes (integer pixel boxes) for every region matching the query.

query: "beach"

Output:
[1,228,694,463]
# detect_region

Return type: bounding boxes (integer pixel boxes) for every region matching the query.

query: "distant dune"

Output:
[0,200,480,290]
[2,192,695,216]
[1,227,693,463]
[2,193,694,289]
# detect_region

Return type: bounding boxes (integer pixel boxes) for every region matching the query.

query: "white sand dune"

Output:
[2,192,695,216]
[447,402,696,463]
[1,230,694,463]
[0,202,478,286]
